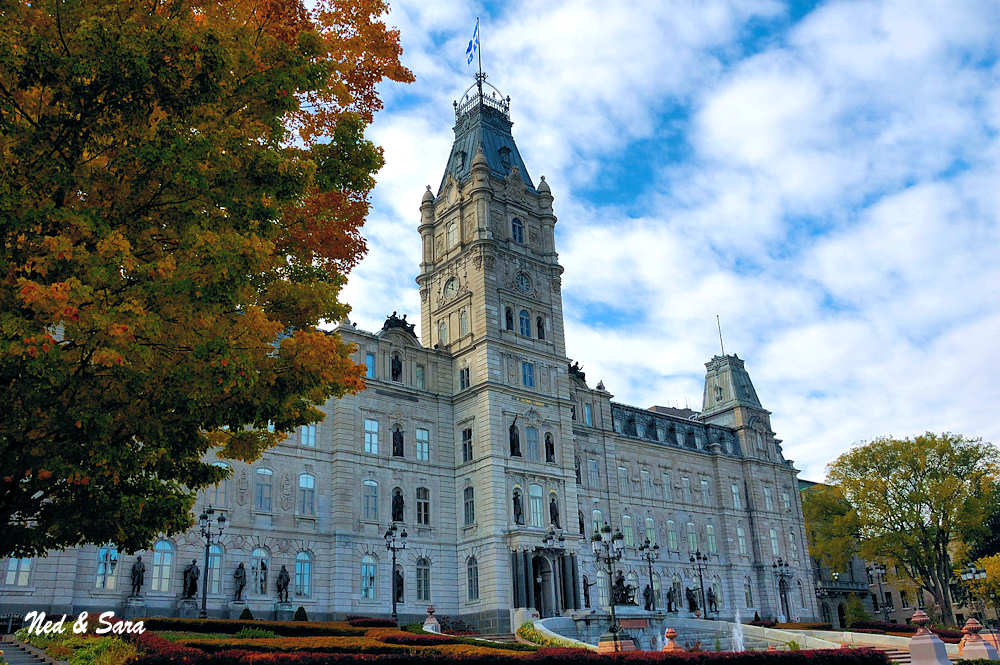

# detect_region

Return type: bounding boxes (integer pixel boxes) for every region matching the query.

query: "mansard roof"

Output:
[439,78,534,194]
[610,401,743,458]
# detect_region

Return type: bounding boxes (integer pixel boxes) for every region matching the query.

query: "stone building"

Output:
[0,77,817,632]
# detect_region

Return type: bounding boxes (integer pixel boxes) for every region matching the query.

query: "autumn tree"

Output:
[802,482,861,572]
[0,0,412,556]
[826,433,999,625]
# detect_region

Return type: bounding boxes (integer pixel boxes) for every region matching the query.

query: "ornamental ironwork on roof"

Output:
[609,402,743,458]
[439,73,534,194]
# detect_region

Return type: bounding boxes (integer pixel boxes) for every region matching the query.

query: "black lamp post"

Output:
[690,550,709,618]
[542,526,566,551]
[960,564,987,621]
[592,522,625,651]
[866,563,888,622]
[772,557,791,620]
[384,522,407,626]
[639,538,660,611]
[198,505,227,619]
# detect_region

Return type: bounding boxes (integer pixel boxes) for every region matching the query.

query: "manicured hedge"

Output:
[174,637,408,655]
[131,644,889,665]
[378,632,459,646]
[403,623,537,652]
[138,618,365,637]
[346,617,398,628]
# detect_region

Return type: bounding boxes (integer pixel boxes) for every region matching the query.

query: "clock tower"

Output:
[416,75,581,630]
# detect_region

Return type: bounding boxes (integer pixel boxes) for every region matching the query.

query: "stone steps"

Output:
[1,641,50,665]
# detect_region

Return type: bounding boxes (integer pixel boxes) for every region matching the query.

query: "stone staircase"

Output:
[874,647,911,665]
[1,640,50,665]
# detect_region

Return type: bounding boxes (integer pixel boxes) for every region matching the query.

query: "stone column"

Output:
[570,554,581,609]
[522,550,534,609]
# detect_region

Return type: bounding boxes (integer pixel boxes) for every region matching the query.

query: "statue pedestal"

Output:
[124,597,147,620]
[274,602,294,621]
[909,632,950,665]
[227,601,248,619]
[611,604,648,617]
[177,599,199,618]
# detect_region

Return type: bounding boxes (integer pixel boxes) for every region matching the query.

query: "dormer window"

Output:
[511,218,524,244]
[456,150,467,170]
[498,146,512,171]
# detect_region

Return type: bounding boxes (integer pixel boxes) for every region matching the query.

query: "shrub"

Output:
[234,628,278,639]
[137,618,363,637]
[238,609,254,621]
[346,617,397,628]
[516,622,583,649]
[379,632,458,646]
[294,608,308,622]
[173,636,409,655]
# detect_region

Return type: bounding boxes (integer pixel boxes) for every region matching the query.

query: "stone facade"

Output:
[0,79,818,631]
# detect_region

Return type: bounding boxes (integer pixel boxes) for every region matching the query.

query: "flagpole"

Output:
[476,17,483,99]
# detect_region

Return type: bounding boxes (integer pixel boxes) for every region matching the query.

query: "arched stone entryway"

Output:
[532,555,555,618]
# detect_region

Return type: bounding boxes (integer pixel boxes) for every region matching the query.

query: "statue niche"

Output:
[392,426,404,457]
[512,489,524,525]
[549,495,560,528]
[391,353,402,382]
[392,488,404,522]
[509,422,521,456]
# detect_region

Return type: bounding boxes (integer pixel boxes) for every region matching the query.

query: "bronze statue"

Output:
[392,491,404,522]
[509,423,520,456]
[513,492,524,525]
[257,559,268,595]
[549,496,560,528]
[392,427,404,457]
[394,569,404,602]
[182,560,199,599]
[130,556,145,597]
[276,565,290,602]
[707,586,718,613]
[667,585,678,612]
[233,562,246,601]
[391,355,402,382]
[612,570,633,605]
[686,586,698,612]
[643,583,653,611]
[583,577,595,608]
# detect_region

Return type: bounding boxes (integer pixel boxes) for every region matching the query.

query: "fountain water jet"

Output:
[732,608,745,651]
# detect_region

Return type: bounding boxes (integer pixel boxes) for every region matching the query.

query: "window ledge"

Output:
[0,585,34,593]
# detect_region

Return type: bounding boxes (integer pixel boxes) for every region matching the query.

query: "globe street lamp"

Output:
[639,538,660,611]
[542,526,566,551]
[592,522,625,651]
[384,522,407,626]
[690,551,709,618]
[772,557,791,621]
[198,505,227,618]
[961,565,987,621]
[866,563,888,622]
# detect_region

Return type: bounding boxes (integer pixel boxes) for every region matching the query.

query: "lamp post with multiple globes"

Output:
[198,505,227,619]
[639,538,660,612]
[384,522,408,626]
[591,522,625,651]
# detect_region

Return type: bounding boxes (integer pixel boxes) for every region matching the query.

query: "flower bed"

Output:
[173,636,408,655]
[15,629,139,665]
[138,618,364,637]
[346,617,398,628]
[402,624,537,652]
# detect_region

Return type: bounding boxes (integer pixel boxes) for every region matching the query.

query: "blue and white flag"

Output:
[466,19,479,65]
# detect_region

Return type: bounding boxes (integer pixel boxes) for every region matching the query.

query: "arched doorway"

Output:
[820,602,832,625]
[837,603,846,629]
[778,578,790,620]
[532,555,556,618]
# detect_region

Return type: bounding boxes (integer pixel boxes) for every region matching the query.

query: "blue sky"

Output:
[339,0,1000,480]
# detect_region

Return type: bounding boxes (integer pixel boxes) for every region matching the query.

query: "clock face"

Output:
[443,278,458,298]
[516,273,532,293]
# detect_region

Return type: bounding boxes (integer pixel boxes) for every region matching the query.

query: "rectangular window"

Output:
[706,524,717,554]
[645,518,656,545]
[459,367,470,389]
[667,521,678,551]
[788,529,798,560]
[731,483,742,509]
[681,476,691,503]
[365,352,376,378]
[300,423,316,447]
[5,558,31,586]
[364,419,378,454]
[622,516,634,546]
[521,361,534,387]
[415,364,425,389]
[588,459,600,489]
[584,403,593,426]
[298,475,315,515]
[885,591,894,609]
[255,469,273,512]
[618,466,630,495]
[95,546,118,590]
[464,487,475,525]
[461,427,473,462]
[663,472,673,501]
[769,528,780,556]
[417,563,431,601]
[781,491,791,512]
[700,479,711,505]
[467,559,479,600]
[416,488,430,526]
[416,428,430,461]
[763,487,773,511]
[641,469,651,498]
[737,526,747,555]
[361,559,376,599]
[526,427,539,460]
[901,590,910,608]
[529,486,544,527]
[687,522,697,552]
[363,481,378,521]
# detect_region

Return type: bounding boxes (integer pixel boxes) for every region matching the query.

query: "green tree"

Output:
[0,0,412,557]
[843,593,871,627]
[827,433,999,626]
[802,482,861,572]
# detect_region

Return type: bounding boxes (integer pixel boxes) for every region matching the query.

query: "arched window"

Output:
[528,484,544,527]
[361,555,377,599]
[151,540,173,593]
[467,557,479,600]
[447,222,458,248]
[706,524,717,554]
[645,517,656,545]
[788,528,799,561]
[667,520,678,551]
[5,557,32,586]
[295,551,312,597]
[744,577,754,608]
[544,433,555,463]
[211,463,229,507]
[627,571,639,598]
[712,576,723,609]
[252,548,269,596]
[652,573,662,605]
[769,528,780,556]
[509,423,521,456]
[438,320,448,345]
[416,487,430,525]
[536,316,545,340]
[622,515,634,546]
[687,521,697,552]
[464,486,475,525]
[298,473,315,516]
[592,509,603,535]
[416,558,431,602]
[525,426,539,460]
[255,468,273,512]
[505,307,514,331]
[207,544,223,594]
[511,218,524,244]
[672,574,682,605]
[362,480,378,521]
[95,545,118,590]
[596,572,609,607]
[460,309,469,336]
[519,309,530,336]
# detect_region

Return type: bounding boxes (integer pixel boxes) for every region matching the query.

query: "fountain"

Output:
[732,608,746,652]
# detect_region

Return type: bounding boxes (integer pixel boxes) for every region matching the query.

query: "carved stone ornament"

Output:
[236,470,249,506]
[472,251,483,271]
[280,473,293,511]
[484,255,496,270]
[420,287,429,302]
